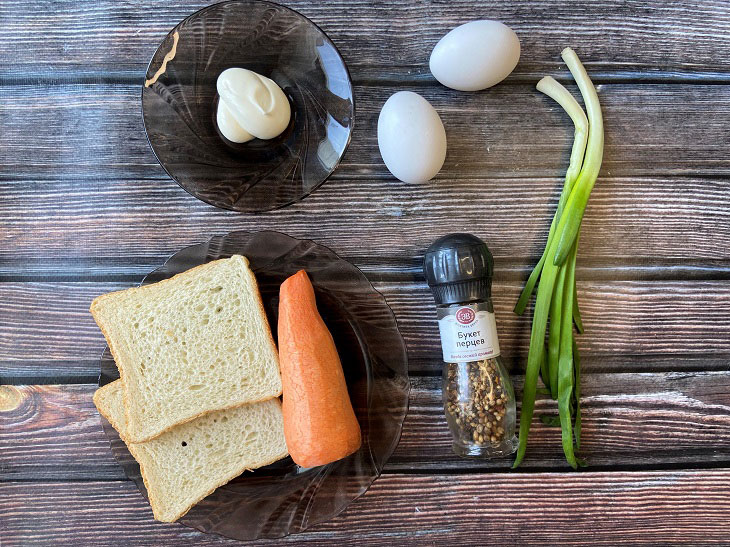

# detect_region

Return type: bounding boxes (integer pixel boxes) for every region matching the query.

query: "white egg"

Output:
[430,20,520,91]
[377,91,447,184]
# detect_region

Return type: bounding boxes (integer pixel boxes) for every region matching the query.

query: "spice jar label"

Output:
[437,303,500,362]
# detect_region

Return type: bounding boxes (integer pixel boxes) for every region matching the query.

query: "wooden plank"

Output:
[1,280,730,378]
[388,280,730,367]
[2,0,730,81]
[0,283,125,377]
[3,176,730,275]
[2,83,730,179]
[0,385,125,479]
[3,373,730,480]
[401,373,730,470]
[2,174,730,270]
[4,470,730,545]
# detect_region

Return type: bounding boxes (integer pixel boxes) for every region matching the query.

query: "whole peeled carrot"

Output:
[278,270,361,468]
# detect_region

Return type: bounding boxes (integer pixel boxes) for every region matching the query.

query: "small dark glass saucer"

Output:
[98,231,410,540]
[141,1,355,212]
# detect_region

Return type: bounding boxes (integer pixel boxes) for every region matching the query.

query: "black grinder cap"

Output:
[423,233,494,306]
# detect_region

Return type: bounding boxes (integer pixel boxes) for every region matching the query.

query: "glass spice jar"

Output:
[424,233,518,458]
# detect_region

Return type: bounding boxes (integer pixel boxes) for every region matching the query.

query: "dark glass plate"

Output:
[98,231,409,540]
[141,0,354,212]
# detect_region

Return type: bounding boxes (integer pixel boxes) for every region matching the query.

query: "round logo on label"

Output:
[455,307,476,325]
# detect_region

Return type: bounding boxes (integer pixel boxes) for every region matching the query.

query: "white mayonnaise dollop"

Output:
[216,68,291,143]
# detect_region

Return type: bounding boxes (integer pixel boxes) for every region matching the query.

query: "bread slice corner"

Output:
[93,380,131,443]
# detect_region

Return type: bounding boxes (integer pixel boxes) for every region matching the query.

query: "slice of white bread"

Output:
[90,255,282,443]
[94,380,288,522]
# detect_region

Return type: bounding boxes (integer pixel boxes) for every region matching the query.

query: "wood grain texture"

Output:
[3,373,730,480]
[2,83,730,179]
[2,83,729,273]
[3,0,730,543]
[3,0,730,81]
[4,470,730,545]
[2,175,730,272]
[0,385,125,479]
[2,280,729,379]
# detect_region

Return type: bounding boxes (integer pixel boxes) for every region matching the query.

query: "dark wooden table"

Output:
[2,1,730,544]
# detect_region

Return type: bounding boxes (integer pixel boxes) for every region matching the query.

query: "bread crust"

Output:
[92,382,133,444]
[90,255,282,443]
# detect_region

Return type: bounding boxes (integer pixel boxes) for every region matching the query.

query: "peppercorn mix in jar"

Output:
[424,234,518,458]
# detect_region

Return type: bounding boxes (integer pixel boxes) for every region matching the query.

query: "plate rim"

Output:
[140,0,356,213]
[96,230,411,539]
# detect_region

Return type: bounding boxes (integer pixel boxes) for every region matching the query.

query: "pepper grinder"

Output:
[424,233,518,458]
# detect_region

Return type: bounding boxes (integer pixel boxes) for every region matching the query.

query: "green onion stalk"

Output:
[513,48,604,469]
